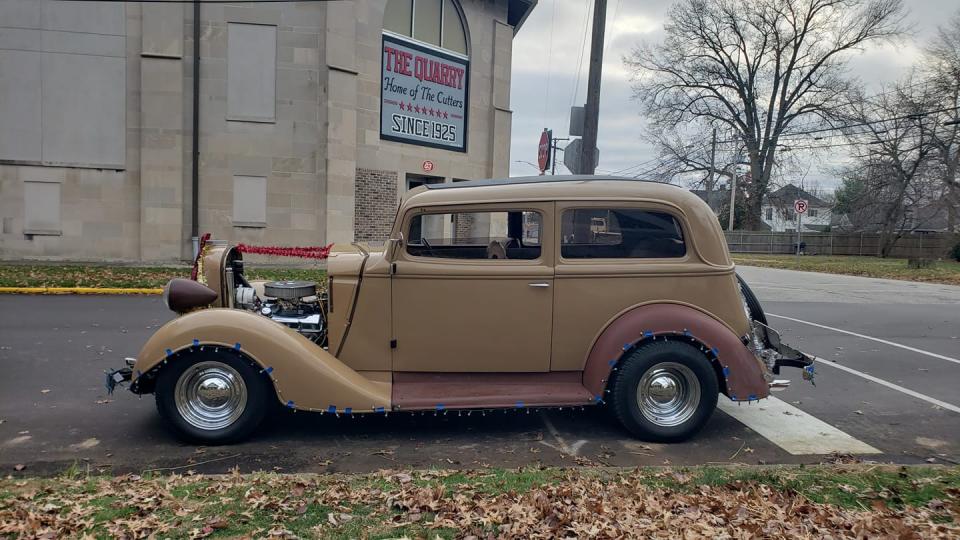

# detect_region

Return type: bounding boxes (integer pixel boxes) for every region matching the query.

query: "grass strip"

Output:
[733,254,960,286]
[0,264,327,290]
[1,465,957,538]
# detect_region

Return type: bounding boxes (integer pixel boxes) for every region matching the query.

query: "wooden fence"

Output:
[724,231,957,258]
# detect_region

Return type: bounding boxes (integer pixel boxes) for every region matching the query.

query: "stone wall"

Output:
[354,168,398,242]
[0,0,519,262]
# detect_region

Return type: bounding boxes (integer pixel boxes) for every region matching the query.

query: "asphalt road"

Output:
[1,266,958,475]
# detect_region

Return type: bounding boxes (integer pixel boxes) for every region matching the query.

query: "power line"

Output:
[713,105,960,146]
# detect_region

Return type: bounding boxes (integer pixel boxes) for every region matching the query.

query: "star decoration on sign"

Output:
[413,105,421,113]
[406,102,413,111]
[443,111,449,119]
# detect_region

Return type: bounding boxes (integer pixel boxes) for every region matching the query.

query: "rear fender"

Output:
[130,309,390,413]
[583,302,770,402]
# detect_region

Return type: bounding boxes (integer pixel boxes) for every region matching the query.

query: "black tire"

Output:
[610,340,719,442]
[736,273,767,325]
[155,351,272,444]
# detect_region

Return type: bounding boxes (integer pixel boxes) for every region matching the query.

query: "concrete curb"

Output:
[0,286,163,295]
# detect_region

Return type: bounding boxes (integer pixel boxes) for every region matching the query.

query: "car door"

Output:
[391,202,555,372]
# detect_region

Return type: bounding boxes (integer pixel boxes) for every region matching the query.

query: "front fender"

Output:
[583,302,770,402]
[131,309,390,413]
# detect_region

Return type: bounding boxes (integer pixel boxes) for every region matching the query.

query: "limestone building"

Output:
[0,0,535,261]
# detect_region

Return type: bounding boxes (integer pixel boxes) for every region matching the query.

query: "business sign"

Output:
[380,33,468,152]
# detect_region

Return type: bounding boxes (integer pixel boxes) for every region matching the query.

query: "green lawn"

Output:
[733,254,960,286]
[1,465,957,538]
[0,264,326,290]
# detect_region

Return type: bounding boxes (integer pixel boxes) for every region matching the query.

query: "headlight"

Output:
[163,278,218,314]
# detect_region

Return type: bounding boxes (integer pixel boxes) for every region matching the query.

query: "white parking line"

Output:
[718,396,881,455]
[768,313,960,366]
[814,357,960,414]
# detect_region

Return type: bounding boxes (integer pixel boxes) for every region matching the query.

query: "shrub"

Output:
[951,240,960,262]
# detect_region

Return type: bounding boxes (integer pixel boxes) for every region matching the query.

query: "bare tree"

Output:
[627,0,905,229]
[920,10,960,232]
[839,78,937,256]
[641,125,743,191]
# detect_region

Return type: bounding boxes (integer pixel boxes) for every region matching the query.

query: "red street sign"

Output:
[421,160,434,172]
[794,199,808,214]
[537,129,552,172]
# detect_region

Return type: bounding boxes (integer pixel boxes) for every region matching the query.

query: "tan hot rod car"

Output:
[110,176,814,444]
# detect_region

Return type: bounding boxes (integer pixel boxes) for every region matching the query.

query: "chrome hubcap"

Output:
[637,362,700,427]
[175,362,247,431]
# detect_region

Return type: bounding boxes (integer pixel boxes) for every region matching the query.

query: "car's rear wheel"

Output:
[736,273,767,325]
[155,352,270,444]
[610,340,719,442]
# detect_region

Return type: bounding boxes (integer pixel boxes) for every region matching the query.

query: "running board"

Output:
[392,372,595,411]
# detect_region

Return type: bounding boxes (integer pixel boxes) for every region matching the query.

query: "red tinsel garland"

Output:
[235,243,333,259]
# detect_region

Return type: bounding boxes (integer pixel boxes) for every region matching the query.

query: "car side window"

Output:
[406,210,541,260]
[560,208,686,259]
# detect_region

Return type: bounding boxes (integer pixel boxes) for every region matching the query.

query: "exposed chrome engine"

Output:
[235,280,327,346]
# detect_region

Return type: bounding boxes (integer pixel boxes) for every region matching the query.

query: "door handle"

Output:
[528,282,551,288]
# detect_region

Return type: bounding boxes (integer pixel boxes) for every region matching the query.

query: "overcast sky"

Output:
[508,0,958,191]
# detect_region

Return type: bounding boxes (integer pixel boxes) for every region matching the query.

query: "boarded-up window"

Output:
[41,54,126,166]
[233,175,267,226]
[24,181,61,235]
[227,23,277,122]
[0,2,125,167]
[0,51,41,162]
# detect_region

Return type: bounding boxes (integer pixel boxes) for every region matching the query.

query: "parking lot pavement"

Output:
[1,266,958,475]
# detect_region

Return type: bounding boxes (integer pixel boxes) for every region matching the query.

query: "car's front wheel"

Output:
[610,340,719,442]
[155,351,271,444]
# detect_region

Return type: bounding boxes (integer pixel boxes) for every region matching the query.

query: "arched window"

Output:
[384,0,468,56]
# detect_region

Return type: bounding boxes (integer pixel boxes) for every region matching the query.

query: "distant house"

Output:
[690,183,832,232]
[761,184,832,232]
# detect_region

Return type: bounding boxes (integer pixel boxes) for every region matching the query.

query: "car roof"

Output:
[406,175,693,205]
[396,175,732,267]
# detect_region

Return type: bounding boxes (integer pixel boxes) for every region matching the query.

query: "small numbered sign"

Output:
[794,199,808,214]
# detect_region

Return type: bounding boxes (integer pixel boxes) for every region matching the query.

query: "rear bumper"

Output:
[753,322,816,386]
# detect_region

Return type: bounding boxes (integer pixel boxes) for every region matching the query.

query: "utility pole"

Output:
[727,168,737,231]
[551,137,569,175]
[579,0,607,175]
[707,127,717,202]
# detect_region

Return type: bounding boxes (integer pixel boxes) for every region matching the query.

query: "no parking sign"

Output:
[794,199,808,214]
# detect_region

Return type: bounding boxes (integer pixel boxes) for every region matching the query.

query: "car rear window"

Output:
[560,208,686,259]
[406,210,541,260]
